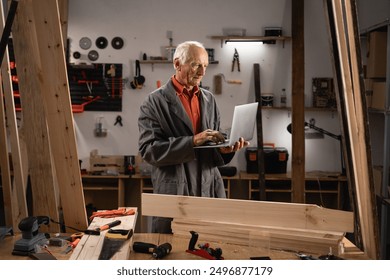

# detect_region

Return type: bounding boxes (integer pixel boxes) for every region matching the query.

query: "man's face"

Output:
[175,47,209,89]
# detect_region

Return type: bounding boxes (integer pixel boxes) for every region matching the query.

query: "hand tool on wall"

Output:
[231,48,240,72]
[98,229,133,260]
[185,231,224,260]
[213,73,242,95]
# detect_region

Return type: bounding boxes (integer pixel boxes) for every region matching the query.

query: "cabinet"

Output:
[240,172,348,210]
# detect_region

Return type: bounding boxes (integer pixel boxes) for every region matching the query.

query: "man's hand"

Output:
[219,137,249,154]
[193,129,225,146]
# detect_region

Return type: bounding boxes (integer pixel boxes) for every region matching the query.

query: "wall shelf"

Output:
[210,35,291,47]
[140,60,219,70]
[261,106,338,112]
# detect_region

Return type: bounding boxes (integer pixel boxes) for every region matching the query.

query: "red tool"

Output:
[185,231,224,260]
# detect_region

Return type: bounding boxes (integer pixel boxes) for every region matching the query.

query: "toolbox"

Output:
[245,146,289,174]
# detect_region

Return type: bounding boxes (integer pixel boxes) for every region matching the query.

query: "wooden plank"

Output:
[291,0,305,203]
[11,0,61,232]
[172,219,345,255]
[142,193,354,233]
[0,80,14,228]
[30,0,88,231]
[10,0,87,230]
[343,0,379,259]
[323,0,379,259]
[253,63,266,200]
[70,208,138,260]
[57,0,68,50]
[0,0,28,230]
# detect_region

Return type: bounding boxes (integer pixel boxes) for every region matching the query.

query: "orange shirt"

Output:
[172,76,201,134]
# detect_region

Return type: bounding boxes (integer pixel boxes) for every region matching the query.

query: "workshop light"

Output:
[225,39,266,46]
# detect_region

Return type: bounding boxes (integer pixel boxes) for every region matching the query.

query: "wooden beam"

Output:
[0,0,28,229]
[31,0,88,231]
[11,0,88,231]
[291,0,305,203]
[253,63,266,200]
[142,193,354,233]
[11,0,61,232]
[172,219,346,256]
[323,0,379,259]
[70,208,137,260]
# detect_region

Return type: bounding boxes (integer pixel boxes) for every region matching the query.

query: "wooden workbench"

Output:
[0,233,368,260]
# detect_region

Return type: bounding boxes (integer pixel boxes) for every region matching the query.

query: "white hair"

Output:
[173,41,206,65]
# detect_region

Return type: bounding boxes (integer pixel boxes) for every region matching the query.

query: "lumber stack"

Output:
[70,207,137,260]
[172,219,345,256]
[142,193,354,256]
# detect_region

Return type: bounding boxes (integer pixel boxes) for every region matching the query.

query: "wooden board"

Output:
[324,0,379,259]
[11,0,87,231]
[0,0,28,230]
[172,219,345,256]
[253,63,266,200]
[291,0,306,203]
[142,193,354,233]
[11,0,62,232]
[70,208,137,260]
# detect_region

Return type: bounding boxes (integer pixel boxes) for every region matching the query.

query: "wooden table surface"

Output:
[0,233,368,260]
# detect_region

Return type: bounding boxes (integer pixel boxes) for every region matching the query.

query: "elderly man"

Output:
[138,41,248,233]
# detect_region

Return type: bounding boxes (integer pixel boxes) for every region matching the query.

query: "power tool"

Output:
[133,241,172,259]
[12,216,50,256]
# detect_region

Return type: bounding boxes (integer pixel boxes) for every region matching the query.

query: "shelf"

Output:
[210,35,291,47]
[261,106,338,112]
[140,60,219,70]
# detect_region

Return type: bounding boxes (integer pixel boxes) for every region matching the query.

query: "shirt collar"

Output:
[171,75,200,97]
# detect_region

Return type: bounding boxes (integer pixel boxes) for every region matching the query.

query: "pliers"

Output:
[231,48,240,72]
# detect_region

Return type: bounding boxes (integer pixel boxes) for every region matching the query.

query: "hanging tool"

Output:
[185,231,224,260]
[114,115,123,126]
[231,48,240,72]
[98,229,133,260]
[133,241,172,259]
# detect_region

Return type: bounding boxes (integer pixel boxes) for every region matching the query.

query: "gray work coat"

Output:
[138,79,233,198]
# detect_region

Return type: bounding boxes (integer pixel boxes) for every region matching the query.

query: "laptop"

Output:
[195,102,258,148]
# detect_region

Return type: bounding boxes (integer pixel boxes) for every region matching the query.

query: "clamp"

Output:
[231,48,240,72]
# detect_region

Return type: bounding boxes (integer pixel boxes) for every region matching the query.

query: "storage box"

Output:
[366,31,387,78]
[246,147,289,174]
[371,81,387,110]
[264,27,282,37]
[89,151,124,175]
[312,77,336,108]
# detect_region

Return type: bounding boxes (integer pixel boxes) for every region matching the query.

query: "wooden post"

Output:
[291,0,305,203]
[253,63,266,200]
